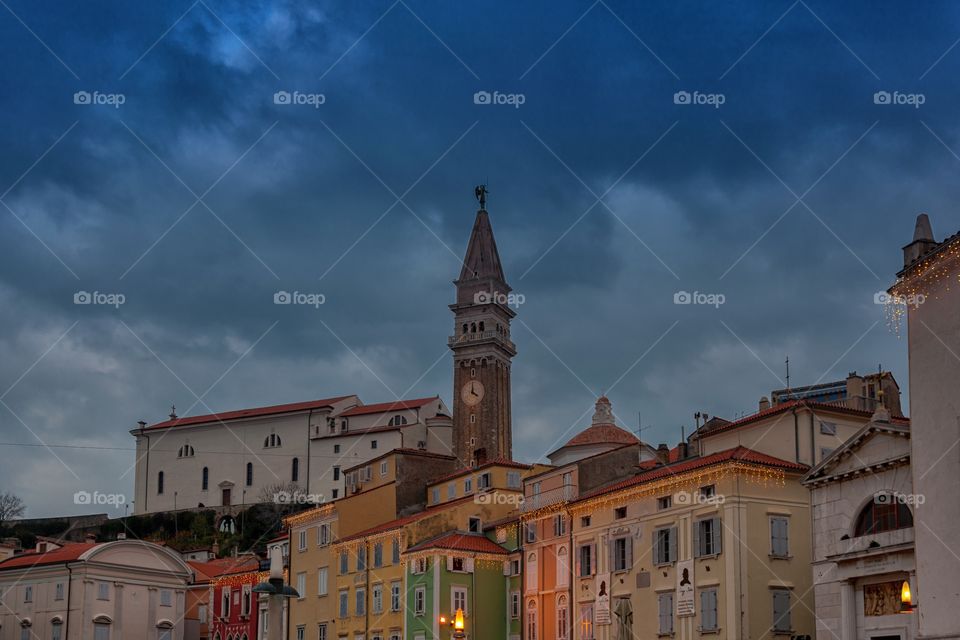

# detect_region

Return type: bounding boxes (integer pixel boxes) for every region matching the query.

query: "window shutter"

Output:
[668,527,678,563]
[526,556,538,591]
[693,521,701,558]
[712,517,722,555]
[608,538,615,573]
[504,561,511,576]
[653,531,661,564]
[575,546,582,577]
[464,558,474,573]
[626,537,633,568]
[446,556,454,572]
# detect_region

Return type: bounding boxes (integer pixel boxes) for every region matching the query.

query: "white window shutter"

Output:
[669,527,678,562]
[447,556,454,571]
[503,561,511,576]
[693,521,701,557]
[712,518,722,555]
[464,558,474,573]
[626,537,633,567]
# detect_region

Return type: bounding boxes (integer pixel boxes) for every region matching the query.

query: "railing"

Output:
[520,485,575,512]
[447,331,516,351]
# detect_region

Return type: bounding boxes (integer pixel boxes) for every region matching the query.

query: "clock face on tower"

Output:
[460,380,485,406]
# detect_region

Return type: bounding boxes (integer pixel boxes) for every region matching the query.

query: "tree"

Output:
[0,493,25,523]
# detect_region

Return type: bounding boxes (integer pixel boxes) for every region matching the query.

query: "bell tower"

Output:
[449,186,515,465]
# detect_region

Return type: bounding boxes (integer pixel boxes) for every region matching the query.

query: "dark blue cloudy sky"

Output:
[1,0,958,516]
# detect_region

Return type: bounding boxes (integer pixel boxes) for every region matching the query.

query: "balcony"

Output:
[520,485,575,512]
[447,330,516,353]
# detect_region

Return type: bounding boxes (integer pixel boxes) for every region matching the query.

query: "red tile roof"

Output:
[694,400,908,439]
[189,556,260,581]
[429,459,533,484]
[0,542,98,570]
[577,446,809,502]
[405,531,508,555]
[562,424,640,448]
[142,396,355,430]
[339,397,439,417]
[337,495,478,543]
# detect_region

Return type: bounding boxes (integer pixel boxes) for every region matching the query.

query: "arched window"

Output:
[855,495,913,536]
[246,463,253,486]
[557,595,569,640]
[479,321,485,332]
[462,323,468,334]
[264,433,281,448]
[471,322,477,333]
[201,467,209,491]
[292,458,299,482]
[157,471,164,495]
[178,444,195,458]
[526,600,537,640]
[388,415,408,426]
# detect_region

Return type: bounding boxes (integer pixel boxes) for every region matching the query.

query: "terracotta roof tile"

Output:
[339,397,439,417]
[405,531,508,555]
[562,424,639,448]
[142,396,355,430]
[0,542,98,570]
[695,400,908,439]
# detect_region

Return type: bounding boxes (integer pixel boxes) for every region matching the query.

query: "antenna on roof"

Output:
[636,413,652,443]
[785,356,791,391]
[169,405,178,420]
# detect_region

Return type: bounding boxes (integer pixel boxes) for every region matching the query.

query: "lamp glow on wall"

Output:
[453,608,465,639]
[900,579,916,613]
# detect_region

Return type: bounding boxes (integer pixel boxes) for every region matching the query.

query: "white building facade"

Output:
[131,396,452,515]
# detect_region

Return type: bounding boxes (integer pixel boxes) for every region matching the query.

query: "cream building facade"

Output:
[0,539,191,640]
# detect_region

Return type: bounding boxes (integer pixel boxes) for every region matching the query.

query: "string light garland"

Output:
[886,235,960,334]
[213,570,281,588]
[284,503,336,528]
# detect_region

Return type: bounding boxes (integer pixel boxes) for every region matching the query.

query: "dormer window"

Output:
[340,419,348,433]
[178,444,195,458]
[264,433,282,448]
[388,415,408,426]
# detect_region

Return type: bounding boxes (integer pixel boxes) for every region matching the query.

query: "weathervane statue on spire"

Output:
[474,184,488,210]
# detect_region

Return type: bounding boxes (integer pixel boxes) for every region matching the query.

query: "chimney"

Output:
[902,213,938,267]
[656,443,670,465]
[678,441,689,460]
[759,396,770,411]
[137,420,147,429]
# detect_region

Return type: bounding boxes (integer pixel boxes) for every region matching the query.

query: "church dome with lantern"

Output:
[547,396,641,466]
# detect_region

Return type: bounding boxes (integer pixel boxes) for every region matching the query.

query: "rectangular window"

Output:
[695,517,722,557]
[392,539,400,564]
[657,496,672,510]
[318,567,328,596]
[414,586,425,615]
[355,588,365,615]
[372,584,383,613]
[578,544,594,577]
[332,488,338,499]
[469,517,481,533]
[340,551,349,574]
[820,446,835,461]
[654,527,677,565]
[380,461,388,476]
[554,515,566,537]
[318,623,327,640]
[319,523,330,546]
[390,582,401,611]
[55,582,64,600]
[525,522,536,543]
[339,590,348,617]
[371,440,378,449]
[221,587,230,617]
[464,477,473,493]
[333,466,340,481]
[297,573,307,599]
[299,530,308,551]
[357,547,366,571]
[94,623,110,640]
[432,487,441,504]
[199,604,207,623]
[613,537,631,572]
[510,591,520,619]
[699,484,716,499]
[448,483,456,499]
[160,589,172,607]
[700,588,718,632]
[452,586,467,614]
[658,593,674,635]
[452,556,465,572]
[614,506,627,520]
[820,421,837,435]
[772,588,791,632]
[507,471,521,488]
[241,586,251,615]
[98,581,109,600]
[479,473,491,489]
[296,627,305,640]
[373,542,383,568]
[770,517,790,557]
[579,604,594,640]
[52,624,63,640]
[581,516,591,528]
